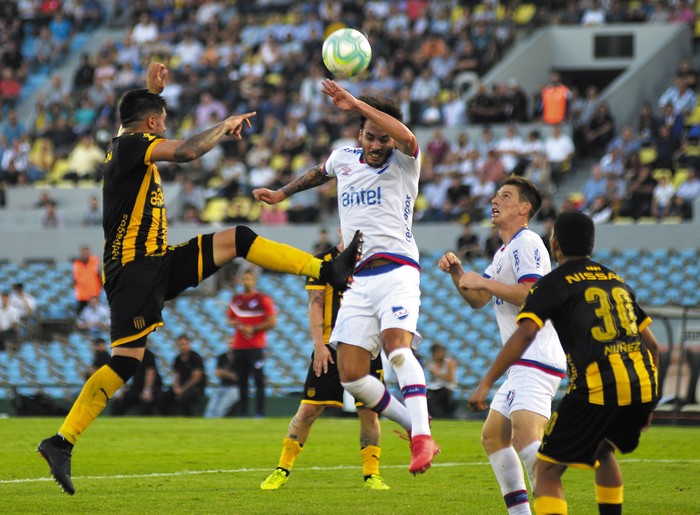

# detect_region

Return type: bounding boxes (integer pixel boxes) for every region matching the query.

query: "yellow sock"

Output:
[59,365,125,445]
[596,484,623,504]
[533,496,568,515]
[246,236,321,278]
[278,437,302,471]
[361,445,381,477]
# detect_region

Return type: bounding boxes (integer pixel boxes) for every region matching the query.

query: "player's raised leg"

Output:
[216,226,362,291]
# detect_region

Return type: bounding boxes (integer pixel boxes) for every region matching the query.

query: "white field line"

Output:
[2,459,699,485]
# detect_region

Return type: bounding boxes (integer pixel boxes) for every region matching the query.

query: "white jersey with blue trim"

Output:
[324,146,421,268]
[484,227,566,371]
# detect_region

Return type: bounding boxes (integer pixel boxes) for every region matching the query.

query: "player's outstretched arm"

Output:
[253,163,331,205]
[468,319,539,411]
[321,79,417,156]
[151,112,256,163]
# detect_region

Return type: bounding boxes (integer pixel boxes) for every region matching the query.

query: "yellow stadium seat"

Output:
[652,168,672,183]
[201,198,228,223]
[685,103,700,125]
[514,4,536,25]
[639,146,657,165]
[673,168,689,189]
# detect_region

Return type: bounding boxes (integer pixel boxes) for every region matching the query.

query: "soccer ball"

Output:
[322,28,372,78]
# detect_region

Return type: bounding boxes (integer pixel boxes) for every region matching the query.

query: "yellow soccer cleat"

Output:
[364,474,390,490]
[260,468,289,490]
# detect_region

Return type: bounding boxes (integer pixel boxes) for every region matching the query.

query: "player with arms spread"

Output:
[37,64,362,495]
[469,211,660,515]
[255,79,439,475]
[439,176,566,514]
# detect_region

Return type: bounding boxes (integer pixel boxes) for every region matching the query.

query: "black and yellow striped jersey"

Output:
[102,132,169,278]
[517,258,658,406]
[305,247,342,345]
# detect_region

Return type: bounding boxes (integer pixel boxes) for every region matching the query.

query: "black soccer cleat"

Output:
[319,229,363,291]
[37,434,75,495]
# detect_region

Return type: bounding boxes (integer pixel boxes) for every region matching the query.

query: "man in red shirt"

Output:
[540,72,571,125]
[228,270,276,417]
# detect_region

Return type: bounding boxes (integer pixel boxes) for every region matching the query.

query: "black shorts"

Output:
[104,233,219,347]
[538,393,656,469]
[301,346,384,408]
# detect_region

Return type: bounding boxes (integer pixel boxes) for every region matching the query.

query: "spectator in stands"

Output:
[72,53,95,92]
[496,124,524,175]
[671,167,700,219]
[9,282,36,339]
[1,110,26,144]
[84,337,110,380]
[161,334,206,416]
[111,348,162,416]
[606,125,642,161]
[0,67,22,109]
[0,137,30,185]
[540,71,571,125]
[658,74,697,117]
[131,12,159,48]
[582,102,615,158]
[651,173,676,221]
[72,245,102,315]
[39,200,63,229]
[203,346,240,418]
[582,164,608,210]
[483,226,501,257]
[677,56,698,91]
[48,11,74,62]
[652,124,681,172]
[64,134,105,182]
[76,295,110,338]
[580,0,607,25]
[81,195,102,227]
[637,101,660,146]
[535,195,558,224]
[586,195,614,225]
[426,343,458,419]
[544,124,575,186]
[228,270,276,418]
[1,40,28,83]
[0,290,20,351]
[455,222,482,261]
[618,166,657,220]
[524,151,555,196]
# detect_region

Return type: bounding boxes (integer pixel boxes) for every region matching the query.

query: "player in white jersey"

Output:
[254,79,439,475]
[439,177,566,515]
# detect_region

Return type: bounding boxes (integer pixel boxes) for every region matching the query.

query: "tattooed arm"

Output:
[253,163,332,205]
[151,112,256,163]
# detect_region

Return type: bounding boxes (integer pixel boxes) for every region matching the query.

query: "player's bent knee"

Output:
[108,355,141,383]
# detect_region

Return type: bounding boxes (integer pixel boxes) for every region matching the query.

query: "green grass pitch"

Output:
[0,416,698,514]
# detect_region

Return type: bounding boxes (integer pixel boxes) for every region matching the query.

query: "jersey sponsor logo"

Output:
[513,249,520,273]
[341,186,382,207]
[392,306,409,320]
[506,389,515,407]
[534,248,541,269]
[564,269,624,284]
[133,316,146,330]
[495,258,503,274]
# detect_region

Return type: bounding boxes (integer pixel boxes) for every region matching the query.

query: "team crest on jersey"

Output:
[307,388,316,398]
[506,389,516,407]
[392,306,409,320]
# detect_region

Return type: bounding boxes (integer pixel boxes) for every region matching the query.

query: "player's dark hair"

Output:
[357,95,403,127]
[500,176,542,219]
[119,88,167,128]
[554,211,595,257]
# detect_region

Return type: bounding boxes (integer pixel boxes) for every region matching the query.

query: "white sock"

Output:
[488,447,531,515]
[518,441,540,492]
[341,376,411,430]
[388,348,431,436]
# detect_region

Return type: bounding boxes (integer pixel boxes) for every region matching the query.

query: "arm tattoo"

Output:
[173,124,228,162]
[281,164,330,197]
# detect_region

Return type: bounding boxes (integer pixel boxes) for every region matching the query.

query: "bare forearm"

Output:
[281,165,330,198]
[174,124,229,162]
[308,291,326,350]
[354,99,417,155]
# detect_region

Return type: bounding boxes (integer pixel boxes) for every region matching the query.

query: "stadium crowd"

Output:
[0,0,699,225]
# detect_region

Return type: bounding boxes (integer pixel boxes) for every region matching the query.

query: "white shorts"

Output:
[330,265,422,359]
[490,364,562,420]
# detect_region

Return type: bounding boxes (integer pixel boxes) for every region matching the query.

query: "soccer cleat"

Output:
[37,434,75,495]
[364,474,390,490]
[260,468,289,490]
[319,230,363,291]
[408,434,440,475]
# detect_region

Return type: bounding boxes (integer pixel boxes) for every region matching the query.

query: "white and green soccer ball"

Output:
[322,28,372,78]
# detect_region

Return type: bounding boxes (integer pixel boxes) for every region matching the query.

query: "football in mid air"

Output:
[322,28,372,79]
